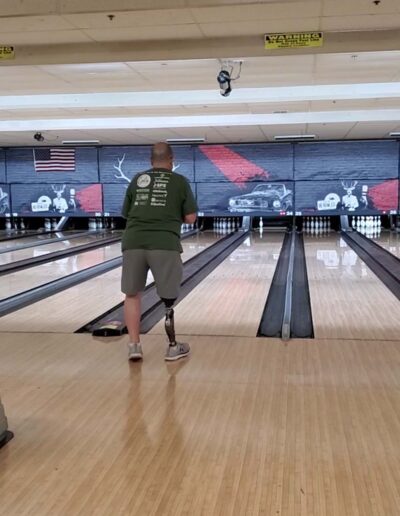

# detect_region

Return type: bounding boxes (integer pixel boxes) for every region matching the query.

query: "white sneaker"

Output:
[128,343,143,361]
[164,342,190,361]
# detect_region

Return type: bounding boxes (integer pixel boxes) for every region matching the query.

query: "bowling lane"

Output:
[305,233,399,341]
[0,231,83,251]
[150,232,284,338]
[0,231,221,333]
[0,229,43,241]
[0,231,120,266]
[0,242,122,302]
[372,231,400,258]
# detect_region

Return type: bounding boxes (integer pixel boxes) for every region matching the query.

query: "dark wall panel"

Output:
[197,181,294,216]
[103,183,128,215]
[11,183,103,216]
[0,150,5,183]
[6,147,99,183]
[99,145,194,183]
[295,179,399,215]
[195,144,293,183]
[0,184,10,216]
[294,140,399,180]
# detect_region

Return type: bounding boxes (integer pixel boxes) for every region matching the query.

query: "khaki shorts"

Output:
[121,249,183,299]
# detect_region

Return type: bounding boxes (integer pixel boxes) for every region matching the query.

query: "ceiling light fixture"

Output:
[274,134,316,141]
[388,132,400,137]
[62,139,100,145]
[166,138,206,143]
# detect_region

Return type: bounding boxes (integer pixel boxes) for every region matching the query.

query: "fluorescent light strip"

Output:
[0,83,400,110]
[389,132,400,137]
[166,138,205,143]
[275,135,316,141]
[62,140,100,145]
[0,110,400,131]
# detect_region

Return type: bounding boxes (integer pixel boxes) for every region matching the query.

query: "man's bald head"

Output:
[151,142,173,170]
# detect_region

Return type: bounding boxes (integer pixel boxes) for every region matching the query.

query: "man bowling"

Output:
[121,142,197,361]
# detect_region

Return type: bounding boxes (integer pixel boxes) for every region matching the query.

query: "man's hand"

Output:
[184,212,197,224]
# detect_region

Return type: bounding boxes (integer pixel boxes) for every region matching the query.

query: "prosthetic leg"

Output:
[162,299,190,361]
[162,298,176,346]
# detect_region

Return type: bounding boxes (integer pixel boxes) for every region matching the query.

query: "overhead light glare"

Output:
[274,134,316,141]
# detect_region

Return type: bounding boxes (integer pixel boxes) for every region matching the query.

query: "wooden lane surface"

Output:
[150,232,284,338]
[0,232,220,334]
[0,231,81,251]
[372,231,400,258]
[0,232,117,266]
[0,242,122,302]
[1,332,400,515]
[305,233,400,341]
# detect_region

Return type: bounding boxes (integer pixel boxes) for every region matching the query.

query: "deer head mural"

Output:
[113,154,180,185]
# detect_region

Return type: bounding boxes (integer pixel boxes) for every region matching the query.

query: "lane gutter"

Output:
[77,230,248,336]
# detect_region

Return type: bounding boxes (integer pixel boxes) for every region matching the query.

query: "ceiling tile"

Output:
[345,122,400,139]
[3,29,92,45]
[190,2,320,23]
[322,14,400,31]
[84,24,203,42]
[200,18,320,37]
[323,0,400,16]
[63,9,195,29]
[0,15,76,32]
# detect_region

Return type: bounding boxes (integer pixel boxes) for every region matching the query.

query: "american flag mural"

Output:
[33,148,75,172]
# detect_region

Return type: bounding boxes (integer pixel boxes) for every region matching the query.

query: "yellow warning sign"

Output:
[264,32,323,50]
[0,46,15,60]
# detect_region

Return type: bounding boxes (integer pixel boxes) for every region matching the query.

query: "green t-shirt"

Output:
[121,168,198,252]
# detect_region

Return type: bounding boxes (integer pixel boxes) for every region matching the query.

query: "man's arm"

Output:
[121,186,132,219]
[182,179,198,224]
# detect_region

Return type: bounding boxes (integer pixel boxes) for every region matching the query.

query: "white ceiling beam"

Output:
[0,83,399,110]
[1,109,400,131]
[4,29,400,66]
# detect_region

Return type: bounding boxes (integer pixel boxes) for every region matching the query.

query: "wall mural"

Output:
[11,183,102,216]
[0,184,10,216]
[0,150,5,183]
[1,140,399,217]
[295,179,399,215]
[197,181,294,216]
[195,143,293,183]
[294,140,399,180]
[6,147,99,183]
[99,146,194,183]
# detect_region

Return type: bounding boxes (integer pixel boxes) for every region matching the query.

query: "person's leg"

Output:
[124,293,141,343]
[121,250,148,360]
[147,251,190,361]
[162,297,177,345]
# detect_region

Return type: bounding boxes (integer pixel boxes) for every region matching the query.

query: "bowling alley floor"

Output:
[1,331,400,516]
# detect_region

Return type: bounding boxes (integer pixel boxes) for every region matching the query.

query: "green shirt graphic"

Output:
[121,168,198,252]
